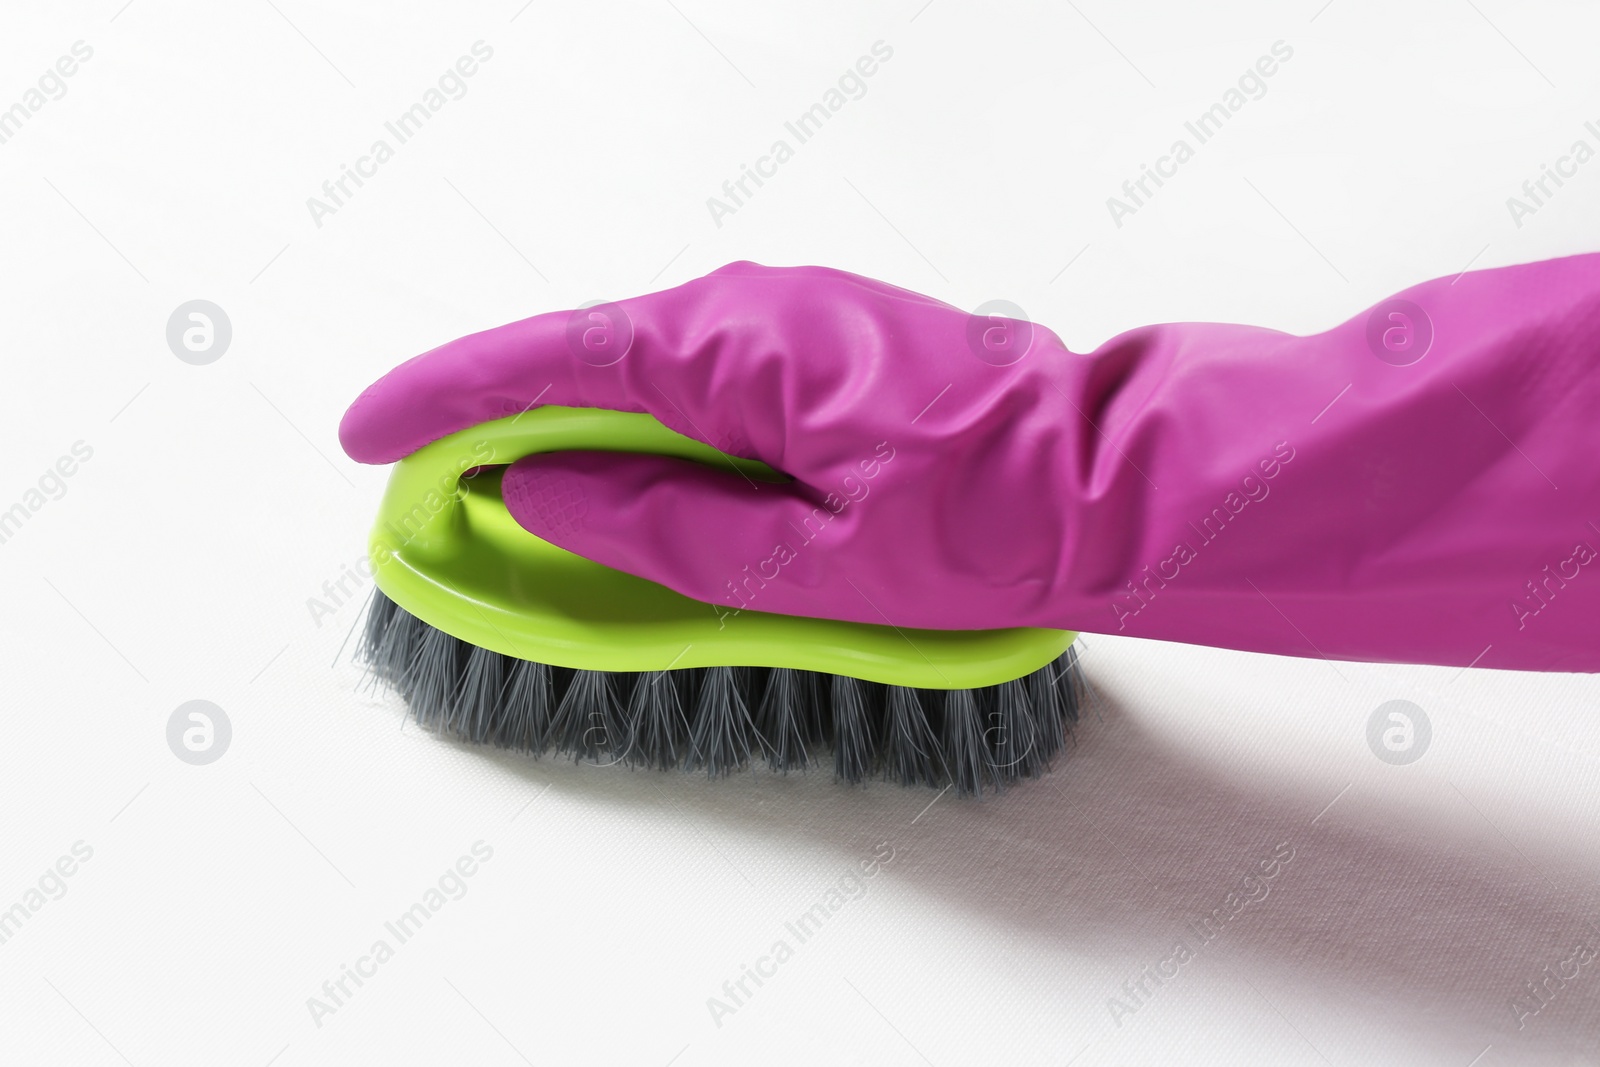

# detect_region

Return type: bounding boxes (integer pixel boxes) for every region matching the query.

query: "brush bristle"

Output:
[358,591,1084,795]
[497,657,555,751]
[686,666,763,776]
[551,669,630,764]
[753,668,818,773]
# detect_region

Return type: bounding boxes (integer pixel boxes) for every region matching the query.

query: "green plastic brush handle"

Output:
[367,407,1075,688]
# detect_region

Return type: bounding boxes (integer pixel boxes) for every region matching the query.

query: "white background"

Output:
[2,0,1599,1064]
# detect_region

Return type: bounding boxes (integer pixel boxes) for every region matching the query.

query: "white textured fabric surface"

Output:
[2,1,1597,1064]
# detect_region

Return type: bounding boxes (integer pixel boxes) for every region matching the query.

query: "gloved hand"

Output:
[340,257,1600,672]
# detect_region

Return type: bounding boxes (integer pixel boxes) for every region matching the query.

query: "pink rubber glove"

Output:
[340,257,1600,673]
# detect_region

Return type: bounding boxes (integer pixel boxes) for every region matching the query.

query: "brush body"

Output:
[362,590,1082,795]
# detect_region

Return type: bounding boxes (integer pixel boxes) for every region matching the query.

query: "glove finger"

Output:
[500,451,843,621]
[339,262,791,466]
[340,300,646,465]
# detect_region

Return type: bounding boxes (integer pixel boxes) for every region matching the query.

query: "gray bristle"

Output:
[1057,646,1084,724]
[451,644,505,744]
[496,658,555,752]
[753,668,813,773]
[941,688,992,796]
[364,594,418,691]
[356,590,1087,795]
[405,625,468,730]
[990,678,1043,781]
[627,671,691,770]
[1026,660,1066,761]
[686,666,761,777]
[831,675,880,785]
[882,685,943,788]
[551,670,628,763]
[799,671,828,743]
[360,591,400,681]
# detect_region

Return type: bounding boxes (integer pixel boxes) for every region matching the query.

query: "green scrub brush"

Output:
[356,407,1083,794]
